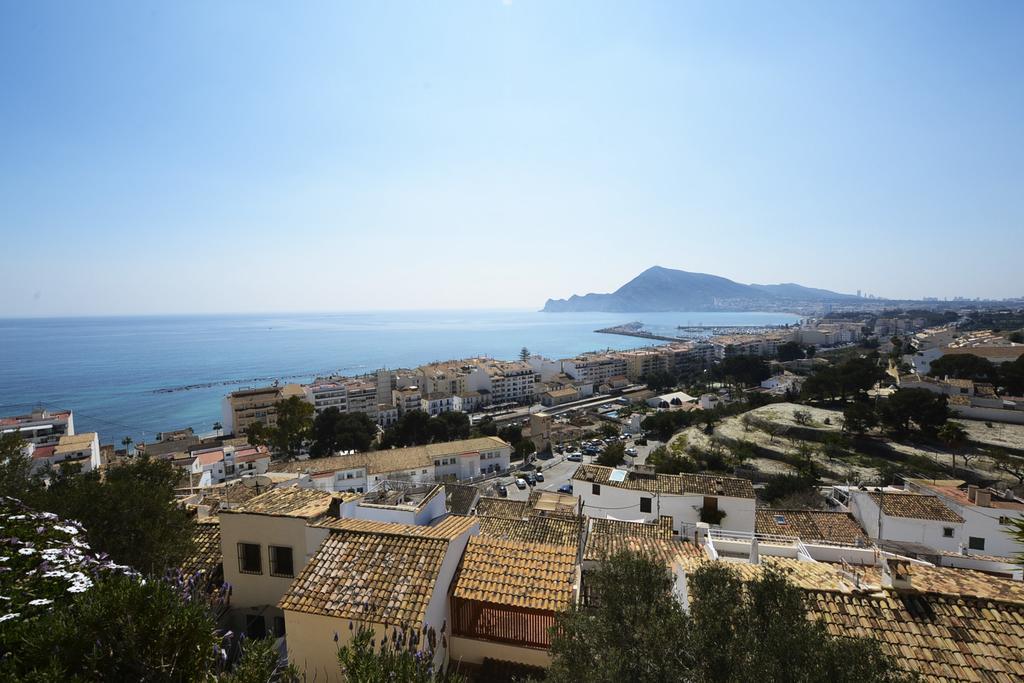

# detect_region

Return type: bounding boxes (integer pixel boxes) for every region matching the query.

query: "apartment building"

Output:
[562,353,628,386]
[711,332,795,359]
[302,381,348,415]
[392,386,423,415]
[571,464,756,534]
[421,393,455,416]
[1,408,75,447]
[620,343,715,382]
[221,383,305,436]
[271,436,512,493]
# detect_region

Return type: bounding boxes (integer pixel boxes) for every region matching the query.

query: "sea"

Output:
[0,310,800,446]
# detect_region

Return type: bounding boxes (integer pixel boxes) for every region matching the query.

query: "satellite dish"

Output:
[241,475,273,495]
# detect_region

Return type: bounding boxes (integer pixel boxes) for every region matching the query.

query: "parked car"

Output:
[558,483,573,494]
[497,484,508,497]
[515,478,527,490]
[535,472,544,482]
[567,453,583,462]
[625,447,638,457]
[525,473,537,486]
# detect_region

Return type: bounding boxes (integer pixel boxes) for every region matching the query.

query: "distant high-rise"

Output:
[857,289,862,298]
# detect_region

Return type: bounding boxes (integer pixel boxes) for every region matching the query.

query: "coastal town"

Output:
[5,306,1024,681]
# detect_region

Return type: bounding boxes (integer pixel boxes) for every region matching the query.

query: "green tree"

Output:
[642,370,678,392]
[44,456,196,576]
[547,551,691,683]
[842,400,878,435]
[337,624,464,683]
[519,346,530,361]
[641,411,692,441]
[938,422,969,473]
[271,395,315,458]
[311,408,378,457]
[514,438,536,461]
[776,341,804,362]
[928,353,998,383]
[878,388,949,435]
[596,442,626,467]
[819,432,850,462]
[599,422,620,439]
[1000,356,1024,396]
[715,355,771,388]
[646,444,696,475]
[686,562,909,682]
[0,433,45,502]
[548,552,908,683]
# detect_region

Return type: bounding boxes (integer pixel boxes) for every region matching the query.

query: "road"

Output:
[491,438,663,502]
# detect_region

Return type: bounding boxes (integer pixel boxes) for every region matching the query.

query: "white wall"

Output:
[572,478,755,534]
[849,492,964,553]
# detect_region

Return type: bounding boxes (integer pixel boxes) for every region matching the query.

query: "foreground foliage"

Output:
[547,551,911,683]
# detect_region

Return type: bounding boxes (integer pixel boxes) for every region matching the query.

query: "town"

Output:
[5,306,1024,681]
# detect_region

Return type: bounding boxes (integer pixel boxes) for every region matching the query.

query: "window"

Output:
[640,497,652,513]
[273,616,286,638]
[269,545,294,577]
[943,527,954,538]
[237,543,261,575]
[592,484,601,495]
[999,516,1013,526]
[968,537,986,551]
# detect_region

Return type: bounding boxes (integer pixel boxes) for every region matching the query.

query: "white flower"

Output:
[7,515,27,520]
[67,584,89,594]
[54,525,79,535]
[0,556,9,562]
[43,570,70,578]
[18,548,35,556]
[28,598,53,606]
[0,613,19,622]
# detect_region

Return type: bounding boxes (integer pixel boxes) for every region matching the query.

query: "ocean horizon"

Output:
[0,309,800,446]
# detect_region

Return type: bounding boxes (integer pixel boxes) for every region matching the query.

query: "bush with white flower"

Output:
[0,496,137,627]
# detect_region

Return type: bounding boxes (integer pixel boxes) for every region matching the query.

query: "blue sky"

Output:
[1,1,1022,316]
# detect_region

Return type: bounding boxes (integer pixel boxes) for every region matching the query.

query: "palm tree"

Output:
[938,422,968,474]
[121,436,133,456]
[213,421,222,433]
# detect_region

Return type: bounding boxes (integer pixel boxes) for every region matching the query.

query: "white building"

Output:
[191,444,271,486]
[1,408,75,447]
[562,354,628,387]
[29,432,100,473]
[571,464,756,534]
[271,437,512,494]
[904,479,1024,558]
[842,487,966,554]
[420,394,456,416]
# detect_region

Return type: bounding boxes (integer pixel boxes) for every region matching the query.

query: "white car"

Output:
[515,478,527,489]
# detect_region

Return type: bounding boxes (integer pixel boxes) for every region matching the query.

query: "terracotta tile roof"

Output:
[223,486,334,518]
[809,591,1024,682]
[572,464,755,498]
[453,536,577,611]
[583,517,701,566]
[845,563,1024,605]
[756,509,869,546]
[180,519,222,580]
[194,449,225,467]
[475,497,529,518]
[279,519,471,626]
[269,437,510,477]
[445,484,480,515]
[478,515,582,548]
[310,515,478,540]
[868,492,964,523]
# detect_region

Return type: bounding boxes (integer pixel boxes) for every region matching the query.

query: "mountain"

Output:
[542,266,857,312]
[749,282,859,301]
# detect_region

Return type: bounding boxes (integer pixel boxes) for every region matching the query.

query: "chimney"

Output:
[880,558,914,591]
[749,537,760,565]
[967,485,978,503]
[975,490,992,507]
[694,522,710,547]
